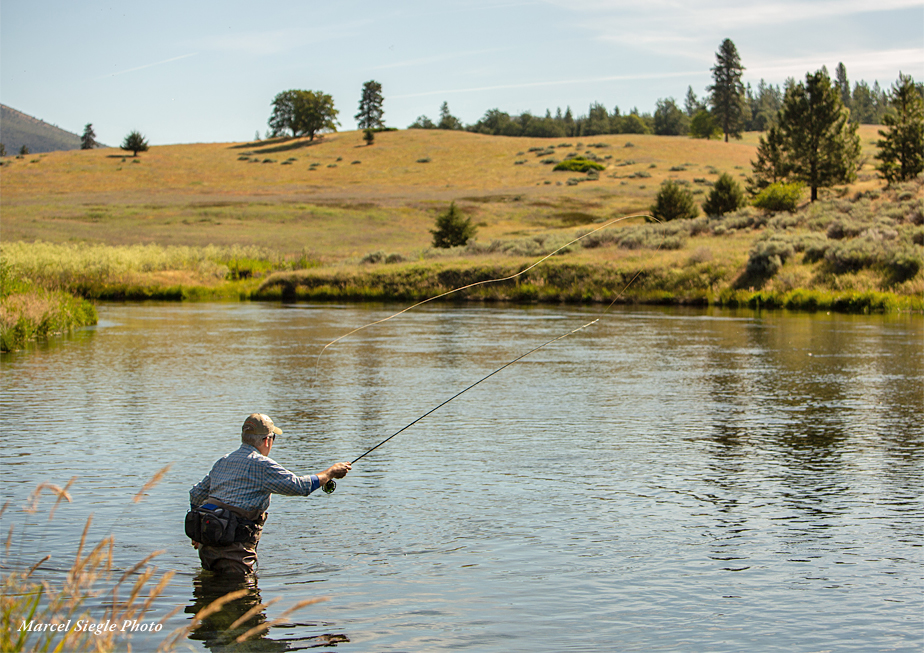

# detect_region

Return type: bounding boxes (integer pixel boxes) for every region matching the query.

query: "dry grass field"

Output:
[2,125,920,324]
[0,126,885,261]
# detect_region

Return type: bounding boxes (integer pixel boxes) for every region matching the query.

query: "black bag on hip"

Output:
[185,504,238,546]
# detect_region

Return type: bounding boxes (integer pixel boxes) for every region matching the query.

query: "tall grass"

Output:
[0,259,98,352]
[1,472,323,652]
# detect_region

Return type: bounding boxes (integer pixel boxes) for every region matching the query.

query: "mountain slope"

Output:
[0,104,82,154]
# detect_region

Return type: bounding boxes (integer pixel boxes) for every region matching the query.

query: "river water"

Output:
[1,302,922,652]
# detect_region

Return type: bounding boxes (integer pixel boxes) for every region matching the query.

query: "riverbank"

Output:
[0,286,97,352]
[0,129,920,350]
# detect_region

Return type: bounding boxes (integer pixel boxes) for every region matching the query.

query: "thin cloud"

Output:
[747,47,924,81]
[89,53,198,81]
[372,47,514,71]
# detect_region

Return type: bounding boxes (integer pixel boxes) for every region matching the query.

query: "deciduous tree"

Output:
[268,90,339,140]
[707,38,747,141]
[875,73,924,184]
[355,80,385,130]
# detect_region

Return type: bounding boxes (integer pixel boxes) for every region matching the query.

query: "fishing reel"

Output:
[323,479,337,494]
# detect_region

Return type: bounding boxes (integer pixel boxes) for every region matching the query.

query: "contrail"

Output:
[91,53,199,80]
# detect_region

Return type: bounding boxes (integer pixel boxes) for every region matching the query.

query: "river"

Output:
[1,302,921,652]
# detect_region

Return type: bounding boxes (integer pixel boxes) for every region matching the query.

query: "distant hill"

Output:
[0,105,85,154]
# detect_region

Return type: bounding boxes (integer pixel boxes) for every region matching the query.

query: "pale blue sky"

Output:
[2,0,922,145]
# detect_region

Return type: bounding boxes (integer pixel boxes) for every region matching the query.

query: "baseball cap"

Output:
[242,413,283,437]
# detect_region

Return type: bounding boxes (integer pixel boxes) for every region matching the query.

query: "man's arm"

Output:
[261,460,352,496]
[316,462,351,486]
[189,474,210,509]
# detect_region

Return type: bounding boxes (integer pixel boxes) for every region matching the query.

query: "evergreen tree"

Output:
[80,123,97,150]
[875,73,924,184]
[777,69,861,201]
[650,180,698,221]
[19,145,29,156]
[431,202,476,248]
[355,80,385,130]
[408,115,436,129]
[653,98,689,135]
[584,102,610,135]
[835,63,851,109]
[684,86,705,117]
[437,102,463,130]
[120,130,148,156]
[707,38,746,141]
[0,143,5,157]
[702,172,746,216]
[748,125,788,192]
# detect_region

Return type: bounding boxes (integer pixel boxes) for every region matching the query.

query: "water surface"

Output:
[1,303,921,651]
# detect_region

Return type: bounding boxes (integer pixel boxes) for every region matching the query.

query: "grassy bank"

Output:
[0,262,98,352]
[1,128,920,327]
[3,175,920,318]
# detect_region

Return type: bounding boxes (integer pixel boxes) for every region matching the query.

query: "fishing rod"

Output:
[321,318,599,493]
[318,210,663,494]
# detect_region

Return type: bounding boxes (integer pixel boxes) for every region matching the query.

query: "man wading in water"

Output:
[188,413,351,575]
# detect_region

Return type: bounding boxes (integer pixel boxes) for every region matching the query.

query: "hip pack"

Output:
[185,504,240,546]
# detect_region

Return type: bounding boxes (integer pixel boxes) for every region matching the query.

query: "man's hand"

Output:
[317,462,351,485]
[191,540,201,550]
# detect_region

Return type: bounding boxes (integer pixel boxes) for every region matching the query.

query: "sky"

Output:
[1,0,922,146]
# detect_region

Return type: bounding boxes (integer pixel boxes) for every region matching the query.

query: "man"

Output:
[189,413,351,575]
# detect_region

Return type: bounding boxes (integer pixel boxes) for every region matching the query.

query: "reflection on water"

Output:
[187,571,348,651]
[1,303,921,652]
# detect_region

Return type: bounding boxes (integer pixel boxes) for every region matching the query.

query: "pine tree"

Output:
[431,202,476,247]
[702,173,746,216]
[707,38,746,142]
[835,63,851,109]
[81,123,97,150]
[120,130,149,156]
[777,69,861,201]
[748,125,788,192]
[355,80,385,130]
[875,73,924,184]
[437,102,463,130]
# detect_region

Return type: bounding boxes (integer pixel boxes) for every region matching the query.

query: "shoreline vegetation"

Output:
[1,129,921,351]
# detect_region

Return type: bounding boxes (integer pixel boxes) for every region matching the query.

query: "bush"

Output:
[746,235,795,277]
[553,158,605,173]
[702,172,746,216]
[753,182,804,212]
[431,202,477,248]
[650,179,699,222]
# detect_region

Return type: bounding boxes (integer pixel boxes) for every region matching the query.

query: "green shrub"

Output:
[650,179,699,222]
[885,247,923,282]
[753,182,805,212]
[824,236,886,272]
[552,157,606,172]
[746,235,795,277]
[702,172,746,216]
[431,202,477,248]
[553,157,605,173]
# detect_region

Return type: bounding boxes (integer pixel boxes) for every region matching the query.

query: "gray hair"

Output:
[242,431,265,447]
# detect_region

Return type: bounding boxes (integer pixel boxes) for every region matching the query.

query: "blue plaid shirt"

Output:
[189,444,320,514]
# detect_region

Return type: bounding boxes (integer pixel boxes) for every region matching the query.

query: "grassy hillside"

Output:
[1,126,921,323]
[0,126,885,255]
[0,104,82,154]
